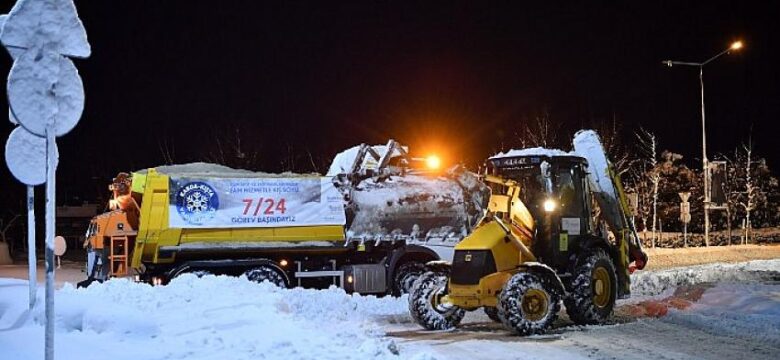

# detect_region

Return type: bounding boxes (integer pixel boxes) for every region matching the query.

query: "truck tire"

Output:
[409,271,465,330]
[483,306,501,322]
[564,249,617,325]
[191,270,212,278]
[393,262,427,296]
[497,272,560,335]
[171,267,212,279]
[244,266,288,288]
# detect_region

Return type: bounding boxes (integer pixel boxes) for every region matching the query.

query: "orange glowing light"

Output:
[425,155,441,169]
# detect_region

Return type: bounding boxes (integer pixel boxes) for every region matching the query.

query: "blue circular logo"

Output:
[176,182,219,225]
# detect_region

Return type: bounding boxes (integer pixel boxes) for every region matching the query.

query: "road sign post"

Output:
[679,192,691,247]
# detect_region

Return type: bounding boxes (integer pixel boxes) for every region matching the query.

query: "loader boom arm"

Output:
[573,130,648,270]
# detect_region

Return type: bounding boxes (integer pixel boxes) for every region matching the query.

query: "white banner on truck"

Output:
[168,177,346,228]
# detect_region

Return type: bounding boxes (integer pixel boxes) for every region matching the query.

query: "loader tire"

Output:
[564,249,617,325]
[408,271,465,330]
[497,272,560,335]
[393,262,427,296]
[244,266,288,288]
[483,306,501,322]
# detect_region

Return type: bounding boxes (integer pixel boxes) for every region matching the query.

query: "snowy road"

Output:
[1,260,778,360]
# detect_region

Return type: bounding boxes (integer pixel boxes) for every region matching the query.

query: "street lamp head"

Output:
[730,41,743,50]
[663,60,673,67]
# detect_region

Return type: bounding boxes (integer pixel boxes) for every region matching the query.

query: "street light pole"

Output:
[700,65,710,247]
[663,40,742,247]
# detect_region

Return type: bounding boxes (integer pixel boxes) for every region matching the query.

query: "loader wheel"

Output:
[483,306,501,322]
[498,272,560,335]
[244,266,288,288]
[393,262,427,296]
[564,249,617,325]
[408,271,465,330]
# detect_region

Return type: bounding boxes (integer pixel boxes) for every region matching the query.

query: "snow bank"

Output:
[630,259,780,297]
[664,283,780,347]
[0,275,417,360]
[2,260,777,359]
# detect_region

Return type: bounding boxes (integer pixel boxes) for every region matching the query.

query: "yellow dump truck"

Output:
[80,142,488,294]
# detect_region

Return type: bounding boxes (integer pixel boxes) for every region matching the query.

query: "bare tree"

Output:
[158,137,176,165]
[205,127,261,170]
[721,137,761,245]
[636,128,660,247]
[590,115,635,175]
[0,213,21,255]
[515,110,561,149]
[739,141,757,244]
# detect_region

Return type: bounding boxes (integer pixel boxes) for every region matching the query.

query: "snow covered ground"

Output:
[1,260,778,360]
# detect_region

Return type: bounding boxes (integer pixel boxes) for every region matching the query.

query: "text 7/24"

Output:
[242,198,287,216]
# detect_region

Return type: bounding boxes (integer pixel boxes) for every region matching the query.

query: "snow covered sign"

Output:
[168,177,346,228]
[4,125,56,185]
[1,2,90,360]
[2,0,90,137]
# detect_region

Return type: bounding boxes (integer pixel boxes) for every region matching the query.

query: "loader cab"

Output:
[487,154,592,272]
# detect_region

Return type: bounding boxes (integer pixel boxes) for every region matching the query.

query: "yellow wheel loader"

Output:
[409,130,648,335]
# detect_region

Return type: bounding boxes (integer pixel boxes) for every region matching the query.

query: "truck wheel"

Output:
[498,272,561,335]
[564,249,617,325]
[244,266,288,288]
[191,270,212,278]
[483,306,501,322]
[393,262,427,296]
[171,267,212,279]
[409,271,465,330]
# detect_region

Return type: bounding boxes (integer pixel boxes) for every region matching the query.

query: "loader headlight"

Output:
[543,199,557,213]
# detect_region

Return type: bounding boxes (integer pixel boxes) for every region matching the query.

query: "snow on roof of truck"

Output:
[138,162,320,178]
[489,147,580,160]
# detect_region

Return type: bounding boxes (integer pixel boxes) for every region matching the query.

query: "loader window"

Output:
[554,170,579,217]
[487,165,546,220]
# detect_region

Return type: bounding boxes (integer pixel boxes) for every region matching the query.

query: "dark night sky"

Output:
[1,1,778,209]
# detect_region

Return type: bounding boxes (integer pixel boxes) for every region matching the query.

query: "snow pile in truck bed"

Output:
[0,275,415,360]
[142,162,320,178]
[347,174,474,241]
[490,147,574,159]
